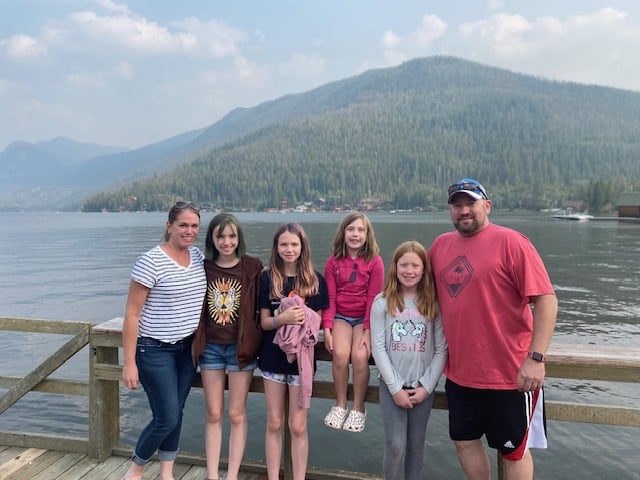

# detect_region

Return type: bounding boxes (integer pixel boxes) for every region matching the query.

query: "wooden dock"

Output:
[0,445,265,480]
[1,316,639,480]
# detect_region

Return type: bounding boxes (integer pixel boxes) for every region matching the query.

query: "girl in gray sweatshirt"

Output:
[371,241,448,480]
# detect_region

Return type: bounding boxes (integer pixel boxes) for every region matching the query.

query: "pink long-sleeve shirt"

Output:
[322,254,385,330]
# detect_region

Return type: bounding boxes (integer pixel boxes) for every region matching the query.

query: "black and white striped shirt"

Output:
[131,245,206,343]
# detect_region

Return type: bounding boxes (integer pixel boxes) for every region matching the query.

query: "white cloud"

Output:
[378,15,448,67]
[454,8,640,90]
[68,10,198,54]
[2,6,250,62]
[277,53,326,79]
[5,34,47,59]
[172,18,247,58]
[413,15,449,47]
[459,13,533,57]
[381,30,401,49]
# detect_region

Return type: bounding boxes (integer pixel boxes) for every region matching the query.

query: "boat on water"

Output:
[550,208,594,221]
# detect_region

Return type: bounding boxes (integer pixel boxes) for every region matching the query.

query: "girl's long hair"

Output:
[330,212,379,261]
[204,213,246,260]
[269,223,319,299]
[382,241,438,320]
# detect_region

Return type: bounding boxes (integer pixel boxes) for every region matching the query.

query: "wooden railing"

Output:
[1,316,639,480]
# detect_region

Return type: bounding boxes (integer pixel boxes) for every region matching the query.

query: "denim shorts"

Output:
[335,313,364,327]
[261,369,301,386]
[199,342,257,372]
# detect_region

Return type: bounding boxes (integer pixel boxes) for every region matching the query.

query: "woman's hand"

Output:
[122,362,139,390]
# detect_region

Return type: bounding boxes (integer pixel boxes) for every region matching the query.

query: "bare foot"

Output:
[123,464,143,480]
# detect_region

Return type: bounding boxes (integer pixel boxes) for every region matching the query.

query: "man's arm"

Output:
[517,293,558,392]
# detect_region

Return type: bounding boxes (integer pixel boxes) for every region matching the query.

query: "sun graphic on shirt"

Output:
[207,278,242,325]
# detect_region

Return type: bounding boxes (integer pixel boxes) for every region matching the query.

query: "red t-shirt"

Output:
[429,223,555,389]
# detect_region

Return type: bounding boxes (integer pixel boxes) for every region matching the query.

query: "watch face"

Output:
[531,352,544,362]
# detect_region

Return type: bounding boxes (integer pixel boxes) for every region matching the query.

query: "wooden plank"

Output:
[546,343,640,383]
[547,343,640,362]
[80,454,128,478]
[0,317,89,335]
[3,449,65,480]
[29,452,86,480]
[92,317,124,333]
[0,326,90,414]
[90,321,640,383]
[306,465,384,480]
[0,447,24,465]
[546,401,640,427]
[0,447,47,480]
[0,431,87,453]
[103,459,132,480]
[48,454,98,480]
[92,363,122,381]
[0,376,88,396]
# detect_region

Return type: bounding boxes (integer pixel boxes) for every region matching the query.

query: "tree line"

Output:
[82,57,640,213]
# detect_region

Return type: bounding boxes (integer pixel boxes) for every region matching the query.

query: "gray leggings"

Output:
[379,382,435,480]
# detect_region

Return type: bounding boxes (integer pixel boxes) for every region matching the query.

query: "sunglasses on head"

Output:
[173,201,201,211]
[447,181,488,200]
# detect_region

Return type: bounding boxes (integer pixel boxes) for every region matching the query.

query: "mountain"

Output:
[0,138,130,210]
[0,137,127,189]
[3,56,640,211]
[83,56,640,213]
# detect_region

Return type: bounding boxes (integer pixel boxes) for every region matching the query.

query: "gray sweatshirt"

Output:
[371,295,448,395]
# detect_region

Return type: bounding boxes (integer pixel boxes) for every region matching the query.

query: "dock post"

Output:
[88,325,120,460]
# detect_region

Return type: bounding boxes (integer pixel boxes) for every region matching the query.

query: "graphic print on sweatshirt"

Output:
[390,307,427,352]
[207,277,242,325]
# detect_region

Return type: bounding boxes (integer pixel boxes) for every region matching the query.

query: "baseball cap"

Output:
[447,178,488,203]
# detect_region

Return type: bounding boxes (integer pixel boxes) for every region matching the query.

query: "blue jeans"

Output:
[132,335,196,465]
[199,342,257,372]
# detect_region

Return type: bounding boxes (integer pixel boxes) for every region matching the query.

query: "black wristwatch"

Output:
[528,351,545,363]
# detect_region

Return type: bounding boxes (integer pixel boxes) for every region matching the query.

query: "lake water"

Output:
[1,211,638,479]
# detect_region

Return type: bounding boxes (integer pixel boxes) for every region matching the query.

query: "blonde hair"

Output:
[382,241,438,320]
[330,212,379,262]
[268,223,319,299]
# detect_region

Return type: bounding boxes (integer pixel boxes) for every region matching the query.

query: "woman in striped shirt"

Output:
[122,201,207,480]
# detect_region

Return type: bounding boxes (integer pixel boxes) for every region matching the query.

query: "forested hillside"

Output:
[83,56,640,212]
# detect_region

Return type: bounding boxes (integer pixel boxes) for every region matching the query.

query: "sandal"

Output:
[342,408,366,432]
[324,405,348,429]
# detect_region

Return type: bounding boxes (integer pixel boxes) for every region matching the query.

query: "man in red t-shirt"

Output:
[429,178,557,480]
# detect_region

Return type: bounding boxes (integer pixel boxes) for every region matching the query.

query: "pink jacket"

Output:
[273,295,321,408]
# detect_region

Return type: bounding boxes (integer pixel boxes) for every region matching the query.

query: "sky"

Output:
[2,1,640,152]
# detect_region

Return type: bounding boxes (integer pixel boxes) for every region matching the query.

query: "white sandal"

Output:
[324,405,348,429]
[342,408,366,432]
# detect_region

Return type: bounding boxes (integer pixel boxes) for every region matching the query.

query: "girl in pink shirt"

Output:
[322,212,384,432]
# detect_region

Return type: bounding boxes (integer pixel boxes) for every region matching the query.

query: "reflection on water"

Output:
[0,212,638,479]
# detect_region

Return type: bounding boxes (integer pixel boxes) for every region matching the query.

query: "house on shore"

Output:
[615,192,640,218]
